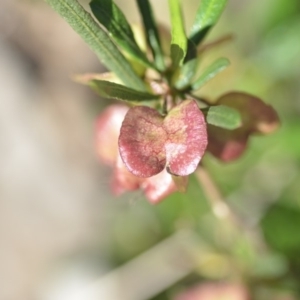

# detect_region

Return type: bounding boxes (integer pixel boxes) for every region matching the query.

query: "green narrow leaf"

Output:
[89,80,160,102]
[136,0,165,71]
[45,0,146,91]
[168,0,187,68]
[90,0,154,69]
[189,0,228,45]
[175,59,198,89]
[191,57,230,91]
[206,105,241,130]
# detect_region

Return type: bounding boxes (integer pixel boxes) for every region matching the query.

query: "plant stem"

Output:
[195,166,237,223]
[195,165,267,253]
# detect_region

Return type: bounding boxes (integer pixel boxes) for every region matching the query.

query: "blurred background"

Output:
[0,0,300,299]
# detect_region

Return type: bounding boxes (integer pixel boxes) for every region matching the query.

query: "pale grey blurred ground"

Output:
[0,1,116,299]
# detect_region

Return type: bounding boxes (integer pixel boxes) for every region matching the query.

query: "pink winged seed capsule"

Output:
[118,99,208,178]
[207,92,279,162]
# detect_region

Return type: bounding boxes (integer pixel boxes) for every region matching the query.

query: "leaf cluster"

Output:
[45,0,240,130]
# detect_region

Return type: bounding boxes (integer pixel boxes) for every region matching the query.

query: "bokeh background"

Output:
[0,0,300,299]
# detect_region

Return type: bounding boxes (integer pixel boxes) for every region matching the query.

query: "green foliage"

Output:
[136,0,165,71]
[175,55,198,89]
[89,80,159,102]
[90,0,154,69]
[189,0,228,45]
[206,105,242,130]
[168,0,187,68]
[174,0,229,87]
[261,204,300,258]
[45,0,146,91]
